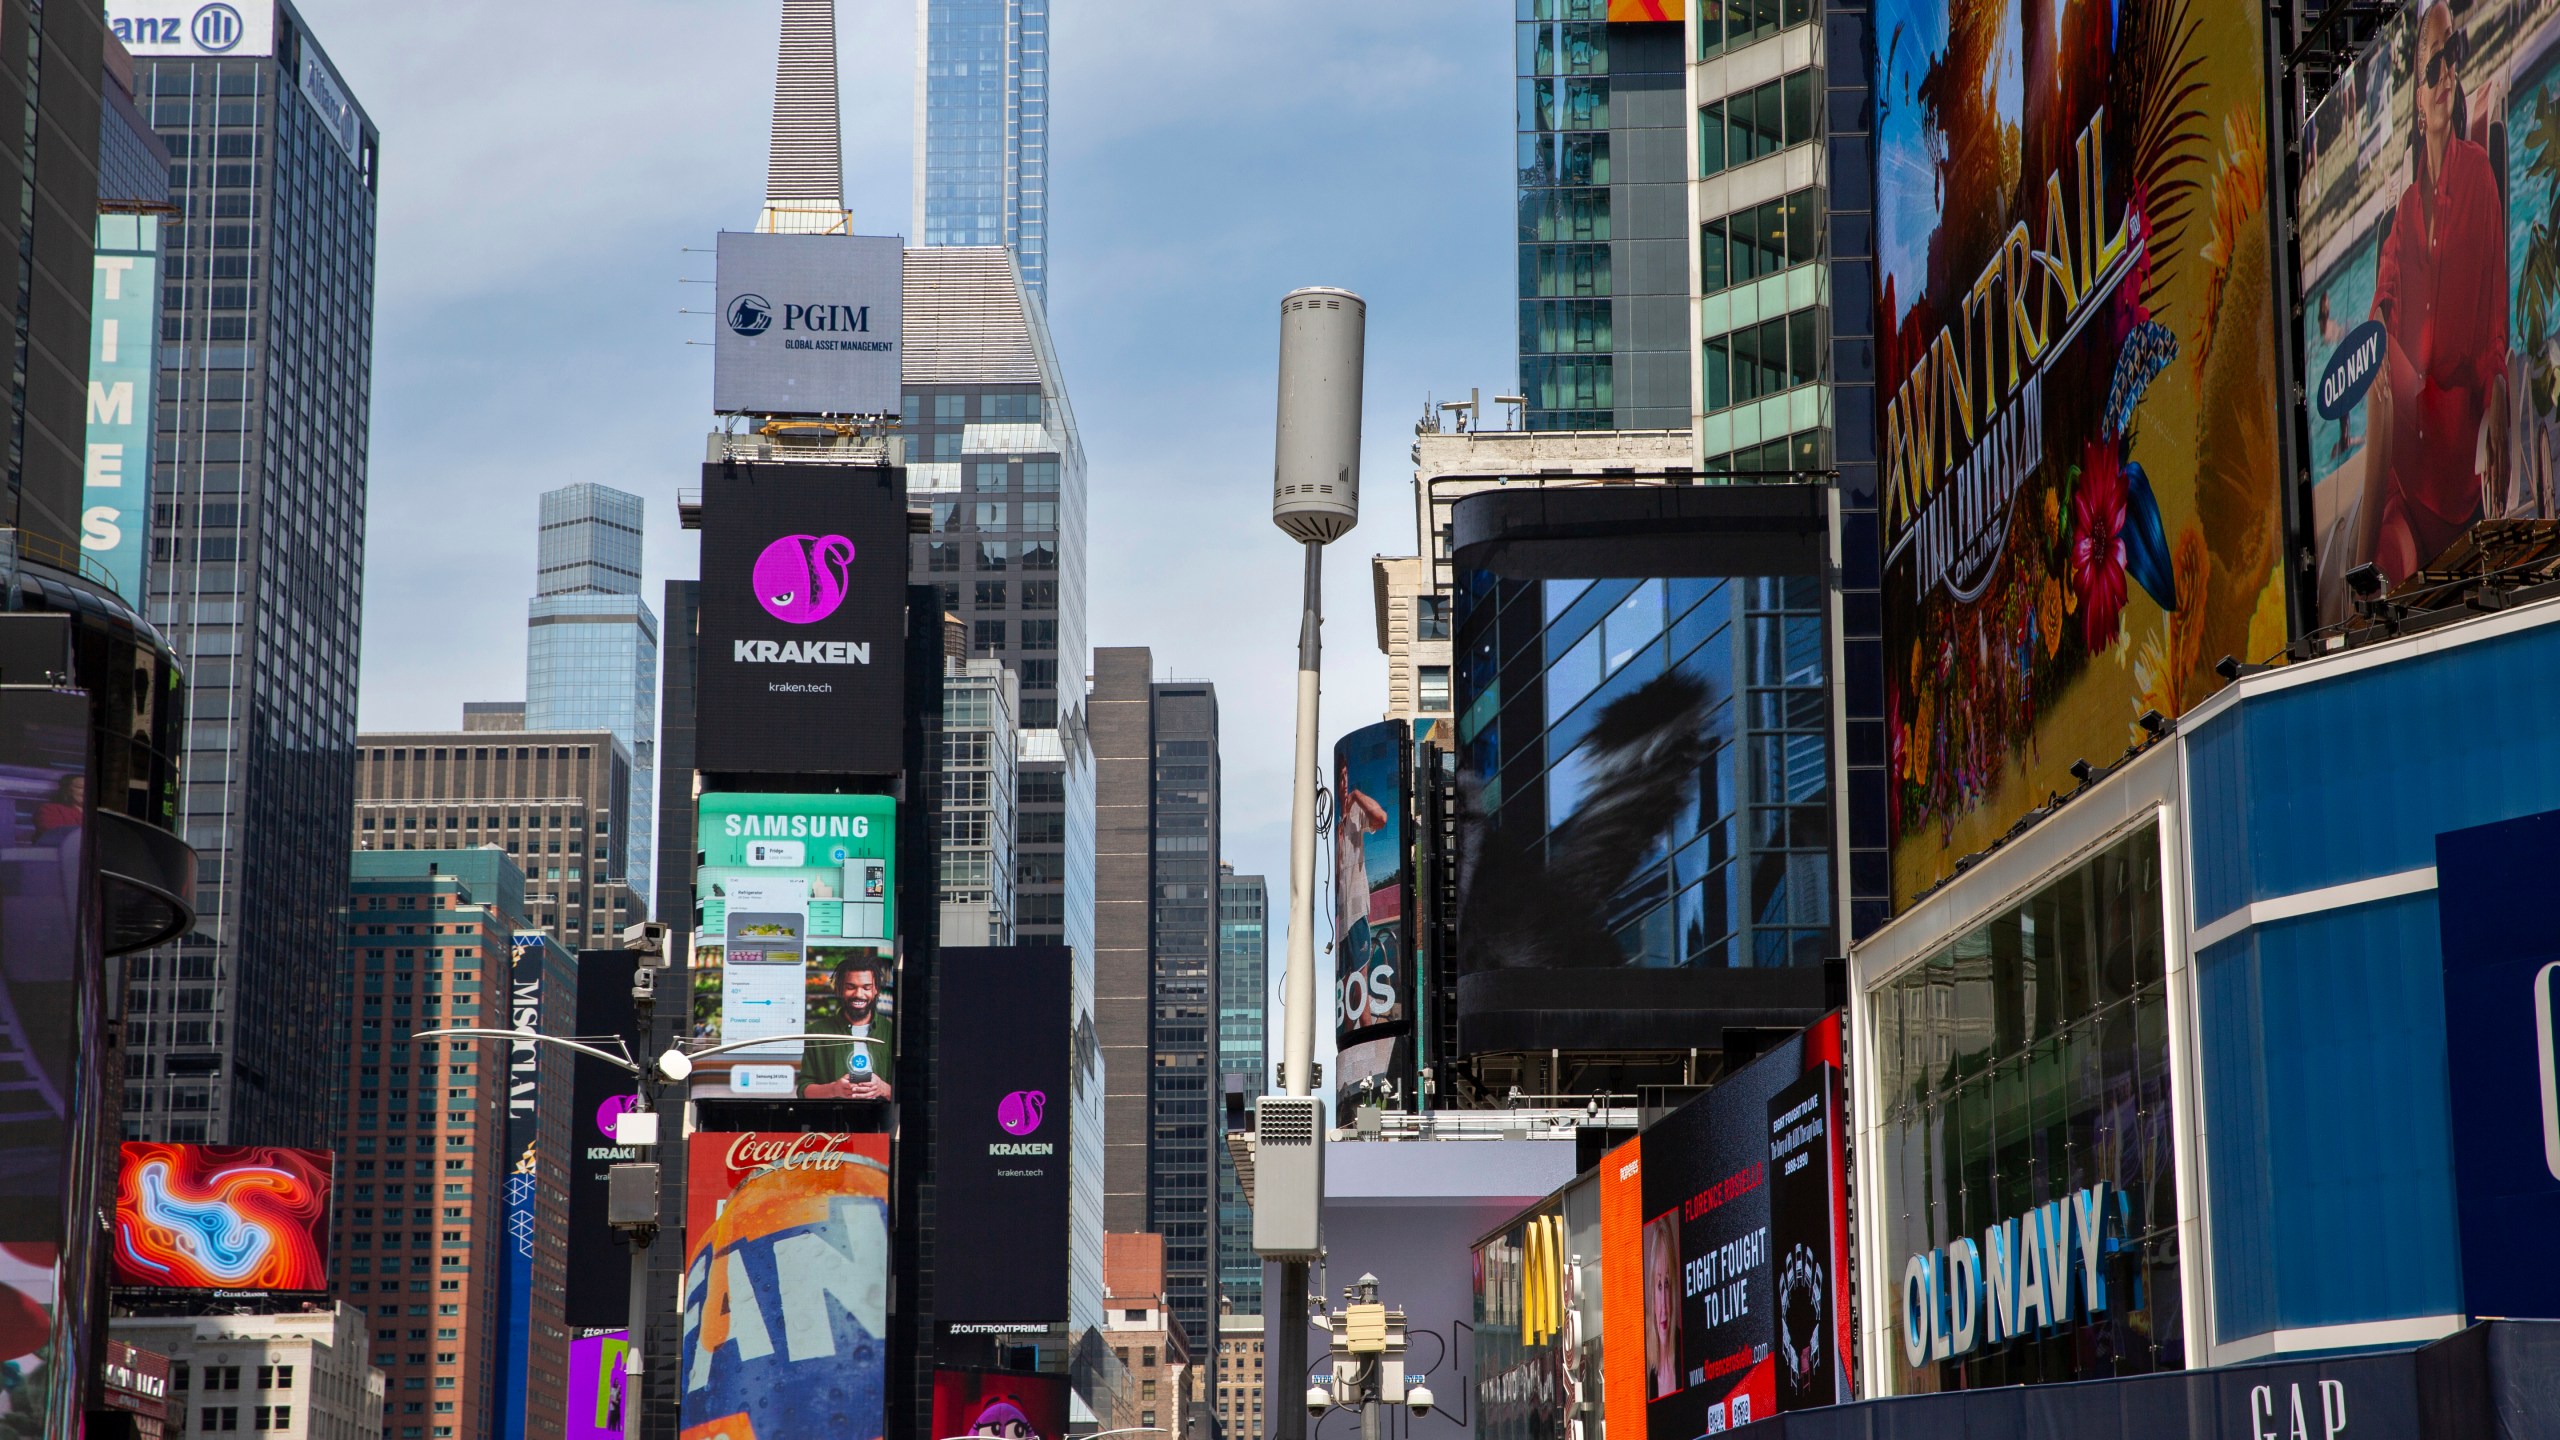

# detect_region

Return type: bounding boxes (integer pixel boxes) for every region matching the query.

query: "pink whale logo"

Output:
[752,533,856,624]
[997,1090,1047,1136]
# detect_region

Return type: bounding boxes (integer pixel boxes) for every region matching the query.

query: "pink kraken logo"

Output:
[595,1094,636,1140]
[997,1090,1047,1136]
[752,533,857,624]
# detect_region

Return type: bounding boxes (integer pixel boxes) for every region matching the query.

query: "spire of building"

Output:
[761,0,852,233]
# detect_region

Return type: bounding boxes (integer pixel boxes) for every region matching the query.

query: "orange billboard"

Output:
[1598,1136,1646,1440]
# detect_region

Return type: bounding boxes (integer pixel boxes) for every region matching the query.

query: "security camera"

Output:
[1306,1384,1333,1416]
[1407,1383,1435,1418]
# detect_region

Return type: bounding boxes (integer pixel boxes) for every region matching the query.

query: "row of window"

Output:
[958,580,1060,609]
[1706,426,1827,479]
[1697,68,1818,177]
[905,392,1041,425]
[927,501,1063,533]
[368,745,592,763]
[193,1406,290,1432]
[1702,186,1823,295]
[938,460,1063,492]
[967,620,1061,652]
[1701,306,1825,413]
[1699,0,1816,58]
[924,539,1062,573]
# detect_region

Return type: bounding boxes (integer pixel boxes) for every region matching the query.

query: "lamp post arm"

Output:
[412,1026,640,1073]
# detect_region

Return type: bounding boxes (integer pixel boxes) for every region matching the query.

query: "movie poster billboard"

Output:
[2295,0,2560,625]
[679,1133,890,1440]
[931,1370,1070,1440]
[111,1144,333,1290]
[1873,0,2288,906]
[1629,1016,1849,1435]
[1334,721,1412,1110]
[689,792,895,1101]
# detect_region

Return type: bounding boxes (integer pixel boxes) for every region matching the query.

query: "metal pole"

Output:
[1355,1275,1380,1440]
[1281,537,1323,1100]
[1274,1260,1309,1440]
[623,1236,650,1440]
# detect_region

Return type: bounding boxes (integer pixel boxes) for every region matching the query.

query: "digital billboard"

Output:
[81,215,160,603]
[2435,808,2560,1321]
[1873,0,2288,905]
[111,1144,332,1291]
[689,793,896,1100]
[2295,1,2560,625]
[1334,721,1411,1108]
[1626,1016,1848,1435]
[679,1133,891,1440]
[694,462,911,776]
[933,947,1072,1326]
[1598,1137,1647,1440]
[566,950,640,1330]
[565,1332,628,1440]
[931,1369,1069,1440]
[712,231,902,418]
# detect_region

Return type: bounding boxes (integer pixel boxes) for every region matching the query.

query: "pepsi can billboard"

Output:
[933,946,1073,1326]
[712,231,902,418]
[694,461,909,776]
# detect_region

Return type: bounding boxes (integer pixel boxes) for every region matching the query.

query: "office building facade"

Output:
[123,2,378,1147]
[939,656,1018,944]
[1516,5,1689,431]
[1213,866,1264,1317]
[902,246,1088,956]
[350,728,640,946]
[326,859,516,1440]
[523,483,657,905]
[916,0,1049,303]
[113,1308,384,1440]
[1091,648,1221,1354]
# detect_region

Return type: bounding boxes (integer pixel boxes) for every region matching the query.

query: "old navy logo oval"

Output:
[2316,318,2386,421]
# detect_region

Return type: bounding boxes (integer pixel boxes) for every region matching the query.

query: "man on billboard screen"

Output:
[800,953,892,1100]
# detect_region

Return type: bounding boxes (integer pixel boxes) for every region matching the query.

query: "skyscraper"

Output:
[523,483,657,905]
[1092,648,1221,1356]
[915,0,1050,303]
[901,246,1087,953]
[1213,866,1265,1317]
[123,2,378,1148]
[1515,6,1689,431]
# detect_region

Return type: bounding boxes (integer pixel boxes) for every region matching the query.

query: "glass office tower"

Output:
[903,247,1087,953]
[1215,866,1266,1316]
[125,2,377,1148]
[1516,3,1688,431]
[524,483,657,907]
[916,0,1050,303]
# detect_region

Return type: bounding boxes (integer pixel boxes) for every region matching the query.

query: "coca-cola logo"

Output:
[723,1132,857,1174]
[997,1090,1047,1137]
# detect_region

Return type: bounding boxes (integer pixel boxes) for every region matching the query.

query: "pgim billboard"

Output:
[712,231,902,418]
[1873,0,2288,907]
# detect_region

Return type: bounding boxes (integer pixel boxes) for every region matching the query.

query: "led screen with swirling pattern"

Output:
[113,1143,332,1290]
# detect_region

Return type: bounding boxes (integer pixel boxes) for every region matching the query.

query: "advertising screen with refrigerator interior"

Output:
[690,792,896,1103]
[2296,0,2560,625]
[111,1143,333,1291]
[1334,720,1412,1111]
[681,1133,891,1440]
[1601,1015,1849,1435]
[932,1369,1070,1440]
[1872,0,2288,906]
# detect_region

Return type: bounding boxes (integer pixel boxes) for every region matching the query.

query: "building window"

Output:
[1701,305,1825,413]
[1698,0,1814,59]
[977,541,1010,571]
[253,1407,291,1430]
[1418,666,1451,713]
[1697,68,1819,177]
[257,1366,293,1390]
[201,1409,239,1432]
[974,621,1006,652]
[927,542,961,573]
[1701,186,1824,296]
[1020,620,1057,651]
[974,581,1007,608]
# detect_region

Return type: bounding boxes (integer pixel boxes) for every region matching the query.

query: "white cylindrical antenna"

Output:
[1272,287,1365,544]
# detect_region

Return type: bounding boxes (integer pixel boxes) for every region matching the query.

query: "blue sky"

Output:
[317,0,1515,1036]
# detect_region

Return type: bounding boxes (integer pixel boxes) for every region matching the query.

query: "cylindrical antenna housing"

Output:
[1272,287,1365,544]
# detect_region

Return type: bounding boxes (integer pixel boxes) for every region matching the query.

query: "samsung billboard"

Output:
[695,462,909,776]
[713,231,902,418]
